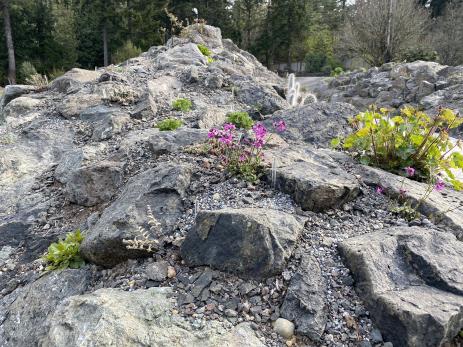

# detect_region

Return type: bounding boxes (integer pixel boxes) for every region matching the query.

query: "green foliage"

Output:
[400,48,439,63]
[227,112,254,130]
[197,44,212,57]
[156,118,183,131]
[390,202,420,221]
[330,67,344,77]
[112,40,142,64]
[19,61,38,81]
[42,230,85,271]
[333,106,463,190]
[49,68,65,81]
[172,98,192,112]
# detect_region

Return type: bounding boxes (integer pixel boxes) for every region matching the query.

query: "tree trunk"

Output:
[103,22,109,66]
[385,0,394,63]
[2,0,16,84]
[127,0,132,40]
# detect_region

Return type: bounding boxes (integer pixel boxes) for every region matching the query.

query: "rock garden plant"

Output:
[332,106,463,190]
[172,98,192,112]
[226,111,254,130]
[42,230,85,271]
[207,120,286,182]
[156,118,183,131]
[197,43,214,64]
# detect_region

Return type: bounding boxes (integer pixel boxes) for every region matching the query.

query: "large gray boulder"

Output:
[50,68,101,93]
[42,287,264,347]
[181,208,305,279]
[265,102,358,147]
[280,254,327,341]
[80,163,191,267]
[79,105,130,141]
[339,227,463,347]
[0,269,91,347]
[266,145,360,212]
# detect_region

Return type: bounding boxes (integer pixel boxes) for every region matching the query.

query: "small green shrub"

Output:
[227,112,254,130]
[332,106,463,190]
[172,98,192,112]
[19,61,38,81]
[331,67,345,77]
[112,40,142,64]
[42,230,85,271]
[400,48,439,63]
[197,44,212,57]
[156,118,183,131]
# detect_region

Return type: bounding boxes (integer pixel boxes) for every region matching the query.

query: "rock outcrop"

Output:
[181,208,305,279]
[42,287,264,347]
[339,226,463,347]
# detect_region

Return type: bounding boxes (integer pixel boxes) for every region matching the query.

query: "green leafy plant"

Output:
[42,230,85,271]
[330,66,345,77]
[227,112,254,130]
[112,40,142,64]
[156,118,183,131]
[332,106,463,190]
[172,98,192,112]
[197,44,214,63]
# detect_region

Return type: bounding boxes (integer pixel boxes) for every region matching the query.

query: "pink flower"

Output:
[253,138,265,149]
[208,128,219,138]
[399,188,407,196]
[376,186,384,194]
[434,179,445,192]
[239,153,247,162]
[252,123,267,140]
[223,123,236,132]
[405,167,415,177]
[218,133,233,145]
[273,120,286,132]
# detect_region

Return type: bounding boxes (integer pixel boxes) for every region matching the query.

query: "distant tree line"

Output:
[0,0,462,85]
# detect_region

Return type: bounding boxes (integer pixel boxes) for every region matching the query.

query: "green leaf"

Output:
[330,137,341,148]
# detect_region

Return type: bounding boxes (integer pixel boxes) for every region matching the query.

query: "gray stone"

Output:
[147,128,208,156]
[58,92,102,119]
[42,287,264,347]
[339,226,463,347]
[80,163,191,267]
[0,269,91,347]
[145,260,169,281]
[265,102,358,147]
[65,161,124,207]
[266,145,360,212]
[80,105,130,141]
[181,208,305,279]
[280,254,327,341]
[50,68,101,93]
[2,96,42,123]
[0,84,37,108]
[273,318,295,339]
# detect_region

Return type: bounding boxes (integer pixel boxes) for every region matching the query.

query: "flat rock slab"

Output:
[266,145,360,212]
[80,163,191,267]
[0,269,91,347]
[265,102,358,147]
[42,287,264,347]
[280,254,327,341]
[359,165,463,239]
[339,226,463,347]
[181,208,305,279]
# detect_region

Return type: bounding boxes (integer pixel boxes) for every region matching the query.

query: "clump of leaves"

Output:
[172,98,192,112]
[227,111,254,130]
[156,118,183,131]
[197,44,214,63]
[332,106,463,190]
[42,230,85,271]
[330,66,345,77]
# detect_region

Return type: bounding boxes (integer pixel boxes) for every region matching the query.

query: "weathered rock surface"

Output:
[42,287,264,347]
[316,61,463,136]
[265,102,358,147]
[358,165,463,239]
[50,68,101,93]
[0,269,91,346]
[266,145,360,212]
[280,254,327,341]
[80,163,191,267]
[339,226,463,347]
[181,208,304,279]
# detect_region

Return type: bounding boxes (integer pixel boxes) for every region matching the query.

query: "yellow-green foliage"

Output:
[332,106,463,190]
[42,230,85,271]
[172,98,192,112]
[156,118,183,131]
[227,112,254,130]
[197,44,214,63]
[112,40,142,64]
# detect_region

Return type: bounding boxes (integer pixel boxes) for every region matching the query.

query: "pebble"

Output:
[273,318,295,339]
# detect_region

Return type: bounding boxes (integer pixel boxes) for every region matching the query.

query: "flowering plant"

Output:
[208,120,286,182]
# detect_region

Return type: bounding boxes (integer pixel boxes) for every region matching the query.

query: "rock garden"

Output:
[0,24,462,347]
